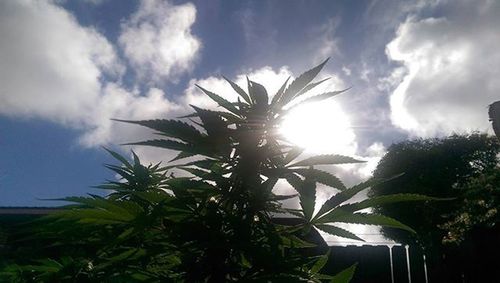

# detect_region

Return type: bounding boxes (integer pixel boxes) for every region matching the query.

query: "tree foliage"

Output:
[440,168,500,244]
[1,60,428,282]
[370,133,499,249]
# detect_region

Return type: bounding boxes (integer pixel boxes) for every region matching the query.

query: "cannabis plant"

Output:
[1,59,434,282]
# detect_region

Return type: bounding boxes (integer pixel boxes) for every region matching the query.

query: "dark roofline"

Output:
[0,207,61,215]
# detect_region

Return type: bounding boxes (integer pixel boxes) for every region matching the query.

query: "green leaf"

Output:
[170,151,197,162]
[311,249,330,274]
[293,168,346,190]
[294,77,331,98]
[178,167,211,179]
[166,178,217,192]
[301,172,317,221]
[330,263,357,283]
[315,225,364,242]
[262,177,279,192]
[124,139,195,153]
[248,80,269,108]
[240,253,252,268]
[285,173,303,193]
[271,76,291,106]
[278,58,329,106]
[223,76,252,104]
[288,154,364,167]
[288,88,350,111]
[190,105,230,138]
[182,107,243,123]
[315,178,392,220]
[196,84,240,115]
[269,193,298,201]
[281,235,317,248]
[103,147,132,169]
[108,248,143,262]
[113,119,205,144]
[162,158,217,170]
[319,212,416,234]
[283,146,305,165]
[131,150,141,167]
[285,173,315,220]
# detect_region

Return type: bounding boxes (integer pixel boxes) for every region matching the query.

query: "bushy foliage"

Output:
[371,133,499,248]
[440,168,500,244]
[0,60,431,282]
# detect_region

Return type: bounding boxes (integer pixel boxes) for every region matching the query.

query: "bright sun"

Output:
[280,100,356,155]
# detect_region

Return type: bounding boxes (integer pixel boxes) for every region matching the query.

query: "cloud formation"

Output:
[119,0,201,83]
[0,0,198,149]
[0,0,122,126]
[386,0,500,137]
[0,0,379,183]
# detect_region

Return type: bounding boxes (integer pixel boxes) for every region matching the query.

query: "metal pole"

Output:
[405,245,412,283]
[423,253,429,283]
[389,245,395,283]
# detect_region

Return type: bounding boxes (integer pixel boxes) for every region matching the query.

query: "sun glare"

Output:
[280,101,357,155]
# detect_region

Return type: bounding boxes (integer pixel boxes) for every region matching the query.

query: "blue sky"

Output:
[1,0,499,207]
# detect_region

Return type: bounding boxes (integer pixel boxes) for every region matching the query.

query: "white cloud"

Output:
[386,0,500,137]
[80,84,183,147]
[313,18,341,62]
[0,0,185,152]
[119,0,201,83]
[0,0,123,127]
[183,66,292,109]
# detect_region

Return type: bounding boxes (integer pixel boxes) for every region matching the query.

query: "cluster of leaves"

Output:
[1,60,432,282]
[371,134,499,249]
[440,168,500,245]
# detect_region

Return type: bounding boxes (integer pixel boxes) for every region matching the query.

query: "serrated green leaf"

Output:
[288,88,350,112]
[296,172,317,221]
[285,173,303,192]
[293,168,346,190]
[181,107,243,123]
[283,146,305,165]
[294,77,331,98]
[269,193,298,201]
[288,154,364,167]
[223,76,252,104]
[311,249,330,274]
[330,263,357,283]
[113,119,205,145]
[103,147,132,169]
[271,76,291,106]
[281,235,317,248]
[248,80,269,107]
[320,212,416,233]
[315,225,364,242]
[190,105,230,138]
[162,158,217,170]
[315,178,383,219]
[131,150,141,167]
[124,139,199,154]
[196,84,240,115]
[170,151,197,162]
[278,58,329,106]
[262,177,278,192]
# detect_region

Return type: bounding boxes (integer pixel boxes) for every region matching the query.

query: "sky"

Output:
[0,0,499,225]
